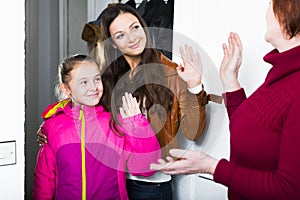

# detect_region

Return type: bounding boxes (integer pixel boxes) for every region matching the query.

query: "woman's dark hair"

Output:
[98,3,174,132]
[273,0,300,38]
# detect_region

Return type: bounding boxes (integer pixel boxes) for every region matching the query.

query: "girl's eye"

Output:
[80,81,87,86]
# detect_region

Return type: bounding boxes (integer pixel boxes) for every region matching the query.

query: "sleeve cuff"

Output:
[222,88,246,107]
[188,83,203,94]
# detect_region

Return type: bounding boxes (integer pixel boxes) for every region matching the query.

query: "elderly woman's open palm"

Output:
[220,32,243,92]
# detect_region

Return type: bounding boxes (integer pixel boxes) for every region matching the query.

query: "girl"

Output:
[33,54,161,200]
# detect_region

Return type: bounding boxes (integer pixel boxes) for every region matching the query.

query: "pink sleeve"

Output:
[121,114,161,177]
[33,126,57,200]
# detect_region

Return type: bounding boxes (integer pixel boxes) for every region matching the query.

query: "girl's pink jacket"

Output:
[33,100,161,200]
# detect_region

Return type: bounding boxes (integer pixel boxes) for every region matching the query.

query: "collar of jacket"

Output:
[42,99,106,120]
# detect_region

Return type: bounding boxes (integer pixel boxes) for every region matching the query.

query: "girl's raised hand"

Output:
[120,92,141,118]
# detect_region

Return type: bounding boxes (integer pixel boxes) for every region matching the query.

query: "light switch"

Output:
[0,140,16,166]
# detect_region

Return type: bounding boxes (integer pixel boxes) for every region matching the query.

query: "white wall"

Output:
[0,1,25,200]
[172,0,272,199]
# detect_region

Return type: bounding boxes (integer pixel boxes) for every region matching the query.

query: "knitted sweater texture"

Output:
[214,45,300,200]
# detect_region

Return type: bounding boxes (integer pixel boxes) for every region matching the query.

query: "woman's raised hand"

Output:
[120,92,141,118]
[220,32,243,92]
[177,44,202,88]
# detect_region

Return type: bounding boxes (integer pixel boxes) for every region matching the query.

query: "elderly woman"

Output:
[151,0,300,199]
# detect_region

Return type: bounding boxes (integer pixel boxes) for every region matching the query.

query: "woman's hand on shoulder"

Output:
[177,44,202,88]
[120,92,141,118]
[37,122,47,146]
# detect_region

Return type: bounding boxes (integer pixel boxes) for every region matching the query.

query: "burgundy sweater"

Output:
[214,45,300,200]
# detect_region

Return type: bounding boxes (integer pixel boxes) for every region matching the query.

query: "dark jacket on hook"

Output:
[126,0,174,59]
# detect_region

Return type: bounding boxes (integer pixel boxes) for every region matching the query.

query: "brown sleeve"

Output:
[178,82,208,141]
[159,52,222,141]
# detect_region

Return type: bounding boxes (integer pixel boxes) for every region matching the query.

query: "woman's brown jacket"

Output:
[148,53,221,156]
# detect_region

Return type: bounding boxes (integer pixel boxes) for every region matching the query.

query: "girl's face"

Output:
[109,12,147,57]
[64,61,103,106]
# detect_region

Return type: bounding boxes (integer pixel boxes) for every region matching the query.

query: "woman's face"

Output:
[109,12,147,57]
[264,1,283,47]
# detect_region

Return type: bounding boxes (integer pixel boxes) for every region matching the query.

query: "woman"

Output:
[95,3,212,200]
[151,0,300,199]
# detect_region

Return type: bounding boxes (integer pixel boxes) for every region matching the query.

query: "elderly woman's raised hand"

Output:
[220,32,243,92]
